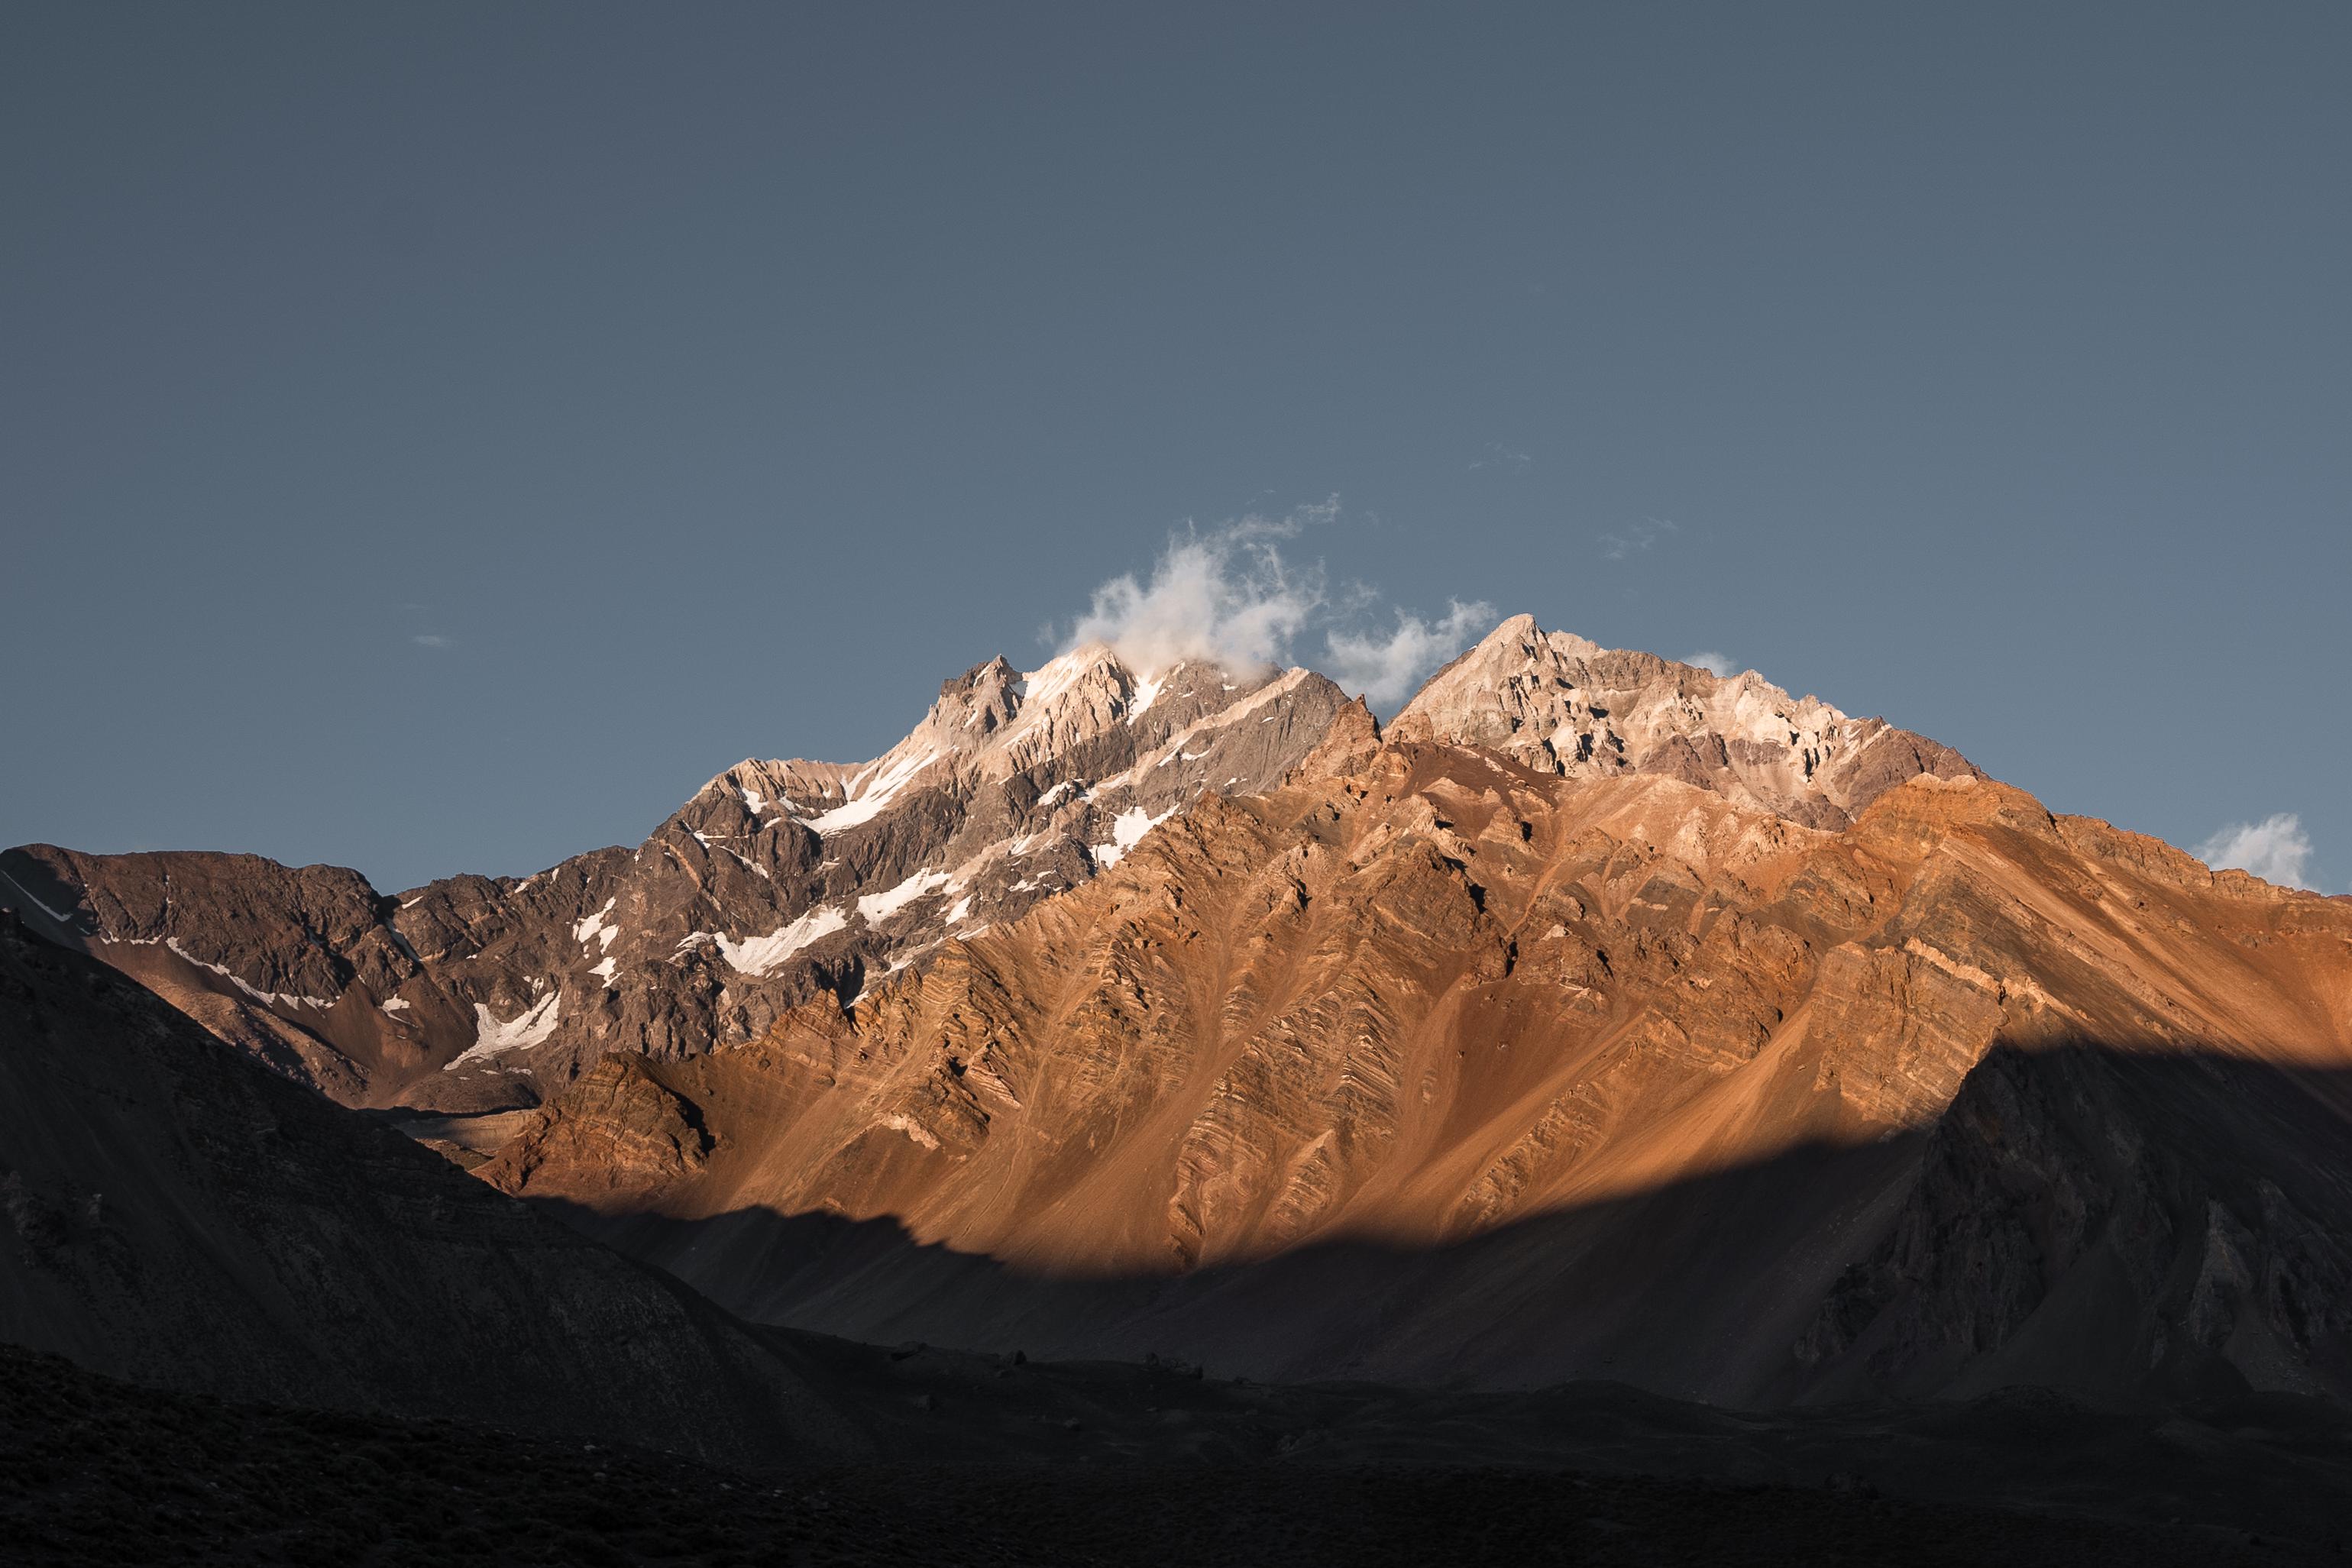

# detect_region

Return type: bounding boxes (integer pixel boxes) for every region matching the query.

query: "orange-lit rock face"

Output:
[484,723,2352,1302]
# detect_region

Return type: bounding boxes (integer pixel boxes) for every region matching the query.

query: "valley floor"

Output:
[4,1344,2337,1566]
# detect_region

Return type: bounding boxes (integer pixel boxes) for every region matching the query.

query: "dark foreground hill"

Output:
[8,1342,2350,1567]
[0,911,867,1465]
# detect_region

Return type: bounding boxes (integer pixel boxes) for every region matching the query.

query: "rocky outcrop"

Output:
[1390,615,1979,828]
[486,1052,713,1200]
[4,645,1349,1111]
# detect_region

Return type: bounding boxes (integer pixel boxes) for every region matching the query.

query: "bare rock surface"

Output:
[1390,614,1979,828]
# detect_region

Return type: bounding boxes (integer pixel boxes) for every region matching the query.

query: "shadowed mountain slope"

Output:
[0,912,865,1464]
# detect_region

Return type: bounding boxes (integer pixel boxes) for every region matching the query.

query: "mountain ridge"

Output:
[477,708,2352,1405]
[2,642,1353,1111]
[4,615,1998,1116]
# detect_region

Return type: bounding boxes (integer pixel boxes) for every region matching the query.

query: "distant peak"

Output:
[943,655,1020,697]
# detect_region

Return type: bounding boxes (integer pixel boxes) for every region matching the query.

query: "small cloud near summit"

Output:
[1325,600,1496,709]
[1683,651,1738,677]
[2195,813,2315,890]
[1065,511,1322,679]
[412,634,454,649]
[1060,503,1493,714]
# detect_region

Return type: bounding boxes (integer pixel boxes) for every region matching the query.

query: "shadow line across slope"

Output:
[534,1039,2352,1411]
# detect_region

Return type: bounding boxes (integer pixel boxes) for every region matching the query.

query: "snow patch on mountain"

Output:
[714,907,850,976]
[797,747,942,836]
[448,992,561,1070]
[0,865,82,928]
[165,937,336,1011]
[1092,804,1178,869]
[573,899,619,952]
[1017,648,1094,711]
[857,869,954,926]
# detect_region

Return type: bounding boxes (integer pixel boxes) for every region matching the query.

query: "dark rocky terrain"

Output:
[6,1340,2347,1566]
[0,912,866,1464]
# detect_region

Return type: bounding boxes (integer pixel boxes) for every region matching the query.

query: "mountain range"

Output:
[6,613,2351,1553]
[2,648,1348,1113]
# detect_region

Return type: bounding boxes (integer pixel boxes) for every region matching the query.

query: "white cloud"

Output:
[1060,503,1492,714]
[1598,518,1678,561]
[1325,600,1497,710]
[1066,511,1324,679]
[1683,650,1737,677]
[2195,813,2314,890]
[411,634,453,648]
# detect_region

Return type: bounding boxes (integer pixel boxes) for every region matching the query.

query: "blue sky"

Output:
[4,3,2345,894]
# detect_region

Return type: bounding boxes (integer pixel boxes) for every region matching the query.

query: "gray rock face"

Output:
[2,645,1349,1111]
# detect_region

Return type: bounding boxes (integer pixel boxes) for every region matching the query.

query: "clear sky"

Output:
[5,3,2345,895]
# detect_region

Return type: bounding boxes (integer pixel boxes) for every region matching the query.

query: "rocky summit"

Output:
[1391,614,1980,827]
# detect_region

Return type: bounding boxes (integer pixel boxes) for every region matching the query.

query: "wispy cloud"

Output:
[1325,600,1496,708]
[1060,503,1494,713]
[1682,650,1737,677]
[1467,441,1531,473]
[1598,518,1678,561]
[2195,813,2315,890]
[400,602,455,649]
[1066,509,1325,680]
